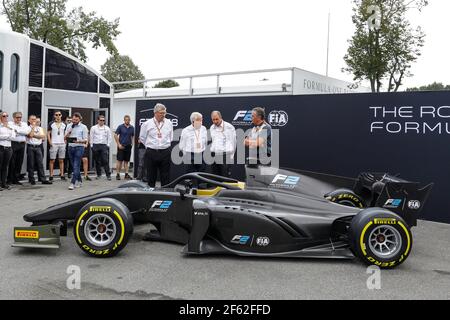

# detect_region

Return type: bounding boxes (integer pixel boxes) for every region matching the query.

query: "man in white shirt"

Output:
[179,112,208,174]
[0,111,15,190]
[90,115,112,180]
[26,115,52,185]
[47,111,67,181]
[139,103,173,187]
[210,111,236,177]
[8,112,29,185]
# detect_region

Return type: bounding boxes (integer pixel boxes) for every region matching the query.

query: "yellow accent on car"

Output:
[15,230,39,239]
[398,221,411,256]
[113,210,125,246]
[360,221,373,256]
[89,206,112,213]
[374,218,397,225]
[196,182,246,197]
[75,210,89,244]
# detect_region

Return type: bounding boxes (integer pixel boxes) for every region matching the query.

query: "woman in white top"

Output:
[0,112,16,190]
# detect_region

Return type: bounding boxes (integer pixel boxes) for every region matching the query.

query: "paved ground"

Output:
[0,178,449,300]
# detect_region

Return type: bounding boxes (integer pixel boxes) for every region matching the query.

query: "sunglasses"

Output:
[55,114,62,116]
[1,115,8,118]
[99,119,105,122]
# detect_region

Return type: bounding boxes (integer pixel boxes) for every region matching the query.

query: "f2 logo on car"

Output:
[231,235,250,245]
[271,174,300,185]
[151,201,173,209]
[384,199,402,208]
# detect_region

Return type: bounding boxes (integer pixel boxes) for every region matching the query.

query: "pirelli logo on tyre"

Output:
[15,230,39,239]
[82,245,110,255]
[374,218,397,225]
[89,206,112,213]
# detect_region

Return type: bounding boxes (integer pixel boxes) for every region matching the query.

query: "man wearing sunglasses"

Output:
[8,112,29,185]
[47,111,67,181]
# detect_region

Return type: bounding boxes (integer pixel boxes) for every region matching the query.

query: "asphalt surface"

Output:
[0,178,449,300]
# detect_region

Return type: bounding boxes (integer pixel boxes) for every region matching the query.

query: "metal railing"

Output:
[112,67,296,99]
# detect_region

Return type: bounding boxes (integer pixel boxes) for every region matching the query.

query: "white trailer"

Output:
[0,30,114,172]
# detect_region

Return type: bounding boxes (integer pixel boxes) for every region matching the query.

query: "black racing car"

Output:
[12,165,433,269]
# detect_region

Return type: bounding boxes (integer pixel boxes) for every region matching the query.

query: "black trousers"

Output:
[92,144,111,177]
[137,148,147,180]
[27,145,45,182]
[0,146,13,187]
[211,152,233,177]
[8,141,25,183]
[145,148,171,188]
[184,152,205,174]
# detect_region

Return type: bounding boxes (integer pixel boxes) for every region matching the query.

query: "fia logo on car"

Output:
[408,200,421,210]
[149,200,173,212]
[256,237,270,247]
[231,235,250,245]
[270,174,300,189]
[384,199,402,208]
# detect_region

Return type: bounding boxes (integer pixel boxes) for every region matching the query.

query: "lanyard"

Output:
[194,127,201,142]
[153,119,164,138]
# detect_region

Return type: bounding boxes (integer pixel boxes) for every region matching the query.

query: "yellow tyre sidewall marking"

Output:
[76,210,89,244]
[360,221,373,256]
[334,194,363,208]
[76,209,125,249]
[360,219,411,265]
[113,210,125,246]
[398,221,411,257]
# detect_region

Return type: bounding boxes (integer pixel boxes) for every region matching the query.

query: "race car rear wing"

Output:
[354,173,434,227]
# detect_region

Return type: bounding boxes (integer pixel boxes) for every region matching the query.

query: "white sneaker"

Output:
[75,181,82,188]
[68,184,75,190]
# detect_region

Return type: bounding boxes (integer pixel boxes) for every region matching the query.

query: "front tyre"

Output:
[74,198,134,258]
[349,208,412,269]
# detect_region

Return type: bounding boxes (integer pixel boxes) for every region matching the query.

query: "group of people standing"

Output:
[0,111,53,190]
[0,109,135,192]
[138,104,272,188]
[0,103,272,191]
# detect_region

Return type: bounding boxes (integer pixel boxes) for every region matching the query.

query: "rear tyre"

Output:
[349,208,412,269]
[74,198,134,258]
[327,189,365,208]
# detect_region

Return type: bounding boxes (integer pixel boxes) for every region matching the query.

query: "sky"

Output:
[1,0,449,90]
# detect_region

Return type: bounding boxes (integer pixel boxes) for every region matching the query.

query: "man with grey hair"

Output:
[210,111,236,177]
[179,112,207,174]
[244,107,272,164]
[139,103,173,187]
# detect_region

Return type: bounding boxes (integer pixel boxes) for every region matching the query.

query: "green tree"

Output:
[343,0,427,92]
[407,82,450,92]
[101,55,144,90]
[1,0,120,62]
[153,79,180,88]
